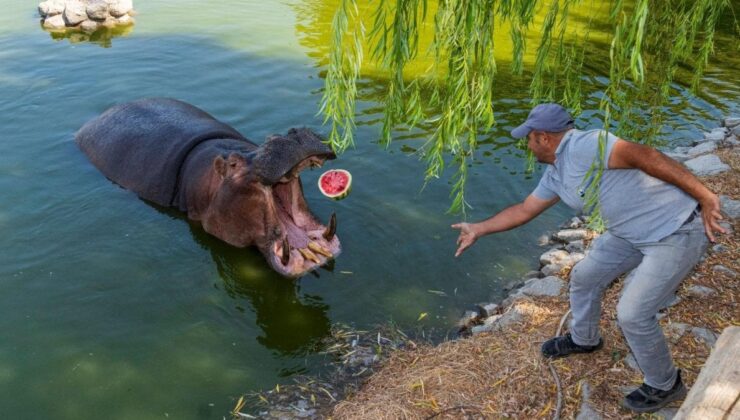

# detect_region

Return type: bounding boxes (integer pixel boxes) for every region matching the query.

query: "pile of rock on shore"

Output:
[458,116,740,337]
[38,0,134,33]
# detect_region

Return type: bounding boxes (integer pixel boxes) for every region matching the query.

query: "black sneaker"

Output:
[541,333,603,358]
[622,370,687,413]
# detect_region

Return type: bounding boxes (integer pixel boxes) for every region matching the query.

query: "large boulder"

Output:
[43,13,66,29]
[107,0,132,17]
[39,0,66,16]
[86,0,109,20]
[63,0,88,26]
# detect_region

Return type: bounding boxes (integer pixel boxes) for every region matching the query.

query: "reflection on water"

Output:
[44,23,134,48]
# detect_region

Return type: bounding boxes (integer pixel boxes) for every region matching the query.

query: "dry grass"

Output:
[331,147,739,419]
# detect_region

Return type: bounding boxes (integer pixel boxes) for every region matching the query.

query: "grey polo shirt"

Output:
[532,129,698,244]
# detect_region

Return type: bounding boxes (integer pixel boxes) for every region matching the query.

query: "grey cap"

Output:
[511,103,574,138]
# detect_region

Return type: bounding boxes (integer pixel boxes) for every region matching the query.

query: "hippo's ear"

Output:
[214,155,227,178]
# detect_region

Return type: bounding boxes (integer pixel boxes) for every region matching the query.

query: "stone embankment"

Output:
[38,0,134,32]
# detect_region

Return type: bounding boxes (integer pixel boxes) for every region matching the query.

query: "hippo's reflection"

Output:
[149,202,332,357]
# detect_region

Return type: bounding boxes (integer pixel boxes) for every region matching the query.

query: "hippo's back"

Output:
[76,98,249,206]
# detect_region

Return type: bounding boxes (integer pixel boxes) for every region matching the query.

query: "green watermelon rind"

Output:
[318,169,352,200]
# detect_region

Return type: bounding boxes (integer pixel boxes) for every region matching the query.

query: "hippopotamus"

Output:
[75,98,340,278]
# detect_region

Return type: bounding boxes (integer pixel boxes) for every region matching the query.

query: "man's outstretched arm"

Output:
[452,194,559,257]
[608,139,726,242]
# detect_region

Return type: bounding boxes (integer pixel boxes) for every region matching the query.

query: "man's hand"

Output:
[699,192,727,242]
[451,222,479,257]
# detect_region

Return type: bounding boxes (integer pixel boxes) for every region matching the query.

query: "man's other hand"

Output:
[452,222,479,257]
[699,193,727,242]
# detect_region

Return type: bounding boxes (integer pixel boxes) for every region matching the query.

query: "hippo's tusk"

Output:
[323,212,336,241]
[308,242,332,258]
[281,237,290,266]
[298,248,321,264]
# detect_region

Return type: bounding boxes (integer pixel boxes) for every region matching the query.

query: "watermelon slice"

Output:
[318,169,352,200]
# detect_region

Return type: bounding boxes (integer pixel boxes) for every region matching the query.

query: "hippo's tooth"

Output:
[308,242,332,258]
[281,237,290,266]
[322,212,336,241]
[298,248,321,264]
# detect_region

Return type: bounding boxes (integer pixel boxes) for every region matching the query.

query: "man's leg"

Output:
[617,217,708,410]
[542,232,642,357]
[568,232,643,346]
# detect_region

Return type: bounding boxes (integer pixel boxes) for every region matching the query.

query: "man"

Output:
[452,103,726,413]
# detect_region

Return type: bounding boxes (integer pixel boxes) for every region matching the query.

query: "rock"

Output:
[519,276,565,297]
[704,127,728,142]
[107,0,133,17]
[726,134,740,146]
[537,234,551,247]
[555,228,588,243]
[566,240,585,253]
[114,13,132,25]
[660,294,681,310]
[665,322,691,342]
[471,315,503,334]
[712,265,737,278]
[686,285,717,298]
[690,327,718,348]
[63,0,88,26]
[711,244,728,253]
[80,19,99,32]
[733,125,740,137]
[566,252,586,266]
[42,14,66,29]
[40,0,65,16]
[687,141,717,157]
[475,303,499,318]
[684,154,730,176]
[718,221,734,235]
[720,195,740,219]
[524,270,543,279]
[664,151,690,162]
[624,352,641,372]
[457,310,479,328]
[575,380,602,420]
[86,0,109,20]
[540,248,570,266]
[723,117,740,128]
[540,263,564,277]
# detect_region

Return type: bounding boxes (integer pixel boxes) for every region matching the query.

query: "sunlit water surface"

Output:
[0,1,737,418]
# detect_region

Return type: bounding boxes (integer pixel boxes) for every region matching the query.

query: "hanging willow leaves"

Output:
[320,0,734,215]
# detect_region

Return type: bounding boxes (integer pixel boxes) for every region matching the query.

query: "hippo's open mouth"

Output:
[266,156,341,278]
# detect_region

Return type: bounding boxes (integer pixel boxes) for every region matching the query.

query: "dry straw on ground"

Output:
[331,151,739,419]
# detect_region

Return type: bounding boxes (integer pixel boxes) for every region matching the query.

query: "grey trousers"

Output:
[568,213,708,390]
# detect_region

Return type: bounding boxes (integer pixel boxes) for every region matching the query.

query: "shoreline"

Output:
[233,117,739,419]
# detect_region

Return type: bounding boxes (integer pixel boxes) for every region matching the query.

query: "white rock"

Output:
[80,19,99,32]
[114,13,132,25]
[720,195,740,219]
[704,127,728,142]
[63,0,88,26]
[541,263,564,277]
[575,381,602,420]
[42,0,65,16]
[723,117,740,128]
[712,265,737,278]
[42,14,66,29]
[107,0,133,17]
[566,240,585,253]
[86,0,109,20]
[519,276,565,297]
[555,228,588,243]
[687,141,717,157]
[540,248,570,266]
[686,285,717,298]
[537,234,551,247]
[664,151,690,162]
[691,327,718,348]
[684,154,730,176]
[566,252,586,266]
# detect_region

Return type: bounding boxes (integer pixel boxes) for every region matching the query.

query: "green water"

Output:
[0,1,737,418]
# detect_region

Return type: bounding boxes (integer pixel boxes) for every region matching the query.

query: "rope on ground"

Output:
[549,308,572,420]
